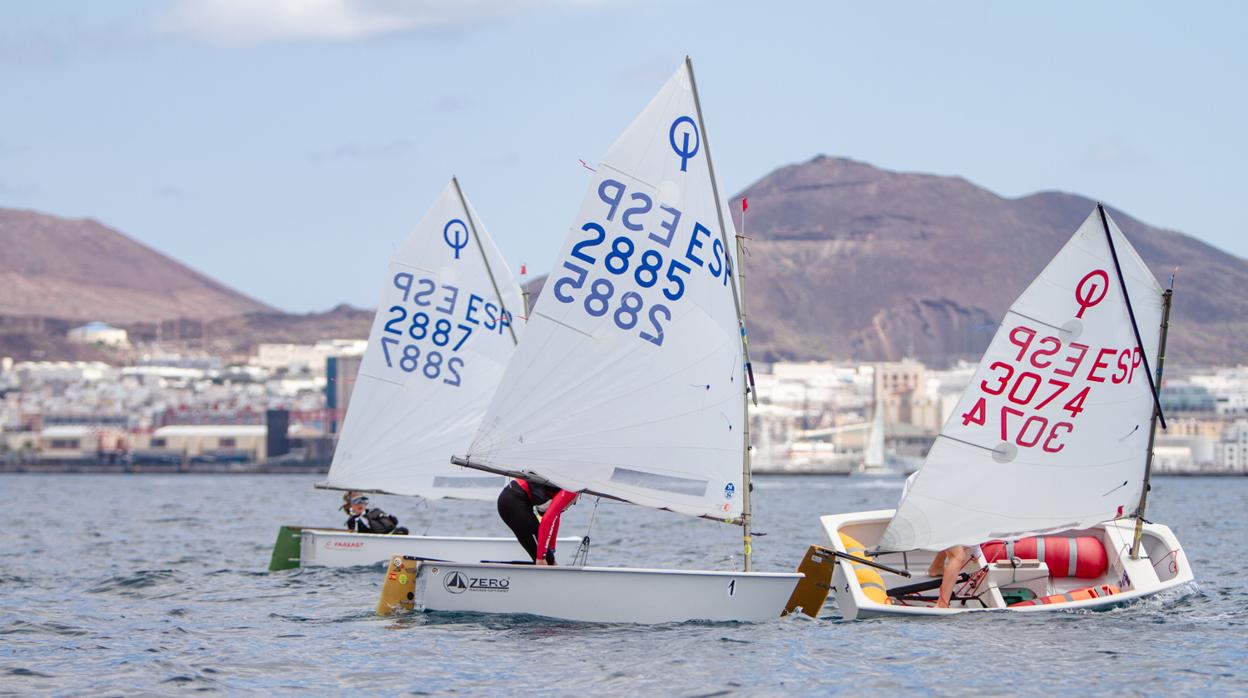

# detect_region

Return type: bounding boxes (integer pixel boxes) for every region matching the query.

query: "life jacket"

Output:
[349,508,399,534]
[515,479,560,507]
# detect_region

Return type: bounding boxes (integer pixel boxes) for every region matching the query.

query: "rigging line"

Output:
[1006,309,1064,332]
[533,311,595,338]
[573,496,602,567]
[1096,203,1166,430]
[453,176,519,347]
[937,434,1000,453]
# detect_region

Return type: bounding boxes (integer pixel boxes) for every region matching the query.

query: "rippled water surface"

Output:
[1,474,1244,695]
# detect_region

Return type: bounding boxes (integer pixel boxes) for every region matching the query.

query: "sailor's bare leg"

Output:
[936,546,969,608]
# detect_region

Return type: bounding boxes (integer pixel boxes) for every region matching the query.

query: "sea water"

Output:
[1,474,1243,695]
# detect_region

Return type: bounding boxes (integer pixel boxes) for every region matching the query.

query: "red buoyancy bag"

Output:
[1008,584,1119,608]
[981,536,1108,579]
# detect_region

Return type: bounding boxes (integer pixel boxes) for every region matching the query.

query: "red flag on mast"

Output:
[741,197,748,212]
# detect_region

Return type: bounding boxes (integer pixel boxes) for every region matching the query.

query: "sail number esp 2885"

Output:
[551,176,732,347]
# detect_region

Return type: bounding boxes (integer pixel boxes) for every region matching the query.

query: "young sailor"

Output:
[345,495,409,535]
[900,473,981,607]
[496,479,576,565]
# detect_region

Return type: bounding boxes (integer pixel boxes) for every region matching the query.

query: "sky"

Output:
[1,1,1245,313]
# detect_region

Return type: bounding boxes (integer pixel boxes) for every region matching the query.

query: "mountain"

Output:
[720,156,1246,366]
[0,208,272,323]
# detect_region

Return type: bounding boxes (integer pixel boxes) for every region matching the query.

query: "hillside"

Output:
[723,157,1247,366]
[0,208,272,323]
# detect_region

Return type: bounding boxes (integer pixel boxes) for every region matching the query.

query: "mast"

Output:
[685,56,756,572]
[1097,204,1166,430]
[453,176,520,347]
[1130,286,1173,559]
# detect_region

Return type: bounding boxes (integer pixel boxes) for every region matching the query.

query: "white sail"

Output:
[880,208,1163,551]
[321,179,524,500]
[461,61,747,521]
[863,401,885,470]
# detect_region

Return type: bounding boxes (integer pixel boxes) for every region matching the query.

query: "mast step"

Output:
[783,545,836,618]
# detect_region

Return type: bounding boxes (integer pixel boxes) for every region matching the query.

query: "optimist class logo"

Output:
[443,219,469,259]
[1074,269,1109,318]
[668,116,700,172]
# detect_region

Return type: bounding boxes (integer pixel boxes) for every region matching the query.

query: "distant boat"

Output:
[819,206,1193,618]
[377,58,801,623]
[269,179,574,571]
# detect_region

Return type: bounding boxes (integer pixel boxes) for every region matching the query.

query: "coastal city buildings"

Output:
[1,341,1245,475]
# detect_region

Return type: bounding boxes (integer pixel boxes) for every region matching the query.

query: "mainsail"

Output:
[320,179,523,500]
[880,208,1163,551]
[460,60,747,521]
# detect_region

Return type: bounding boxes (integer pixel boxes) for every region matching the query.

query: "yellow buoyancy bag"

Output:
[839,532,890,605]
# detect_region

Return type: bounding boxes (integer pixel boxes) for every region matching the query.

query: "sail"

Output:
[320,179,523,500]
[879,208,1163,551]
[461,61,747,521]
[863,401,885,469]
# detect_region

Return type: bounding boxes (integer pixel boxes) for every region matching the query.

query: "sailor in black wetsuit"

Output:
[345,495,409,535]
[497,479,576,565]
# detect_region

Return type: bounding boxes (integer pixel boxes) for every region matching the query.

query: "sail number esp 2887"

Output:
[375,271,515,389]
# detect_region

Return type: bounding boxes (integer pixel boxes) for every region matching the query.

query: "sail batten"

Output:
[880,208,1163,552]
[459,61,748,521]
[320,180,524,500]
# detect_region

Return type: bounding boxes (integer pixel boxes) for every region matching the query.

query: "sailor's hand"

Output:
[535,559,549,566]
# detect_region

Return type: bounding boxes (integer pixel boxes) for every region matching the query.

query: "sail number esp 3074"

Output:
[552,178,732,347]
[959,268,1146,455]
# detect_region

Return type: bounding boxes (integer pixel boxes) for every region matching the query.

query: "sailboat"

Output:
[375,58,803,623]
[819,205,1194,618]
[269,179,574,570]
[858,397,887,473]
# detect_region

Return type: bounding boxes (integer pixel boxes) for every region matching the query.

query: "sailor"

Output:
[345,495,409,535]
[900,473,981,608]
[496,478,577,565]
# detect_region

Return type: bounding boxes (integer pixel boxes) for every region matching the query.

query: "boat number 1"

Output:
[728,579,735,597]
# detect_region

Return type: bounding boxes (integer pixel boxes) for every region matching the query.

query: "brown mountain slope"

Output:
[725,156,1247,366]
[0,208,271,322]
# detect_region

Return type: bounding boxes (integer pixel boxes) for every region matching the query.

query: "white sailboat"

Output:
[859,399,887,473]
[820,206,1193,618]
[270,179,574,570]
[376,58,802,623]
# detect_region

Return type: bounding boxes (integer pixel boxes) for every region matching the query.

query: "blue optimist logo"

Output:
[669,116,699,172]
[724,482,735,500]
[443,219,469,259]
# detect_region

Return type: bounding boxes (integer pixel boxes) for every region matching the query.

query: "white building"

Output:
[68,322,130,348]
[1214,419,1248,473]
[252,339,366,374]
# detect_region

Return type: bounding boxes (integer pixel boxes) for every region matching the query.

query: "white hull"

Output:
[299,529,577,568]
[820,509,1194,619]
[409,561,802,623]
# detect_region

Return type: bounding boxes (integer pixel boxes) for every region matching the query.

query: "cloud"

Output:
[310,139,416,162]
[154,0,614,45]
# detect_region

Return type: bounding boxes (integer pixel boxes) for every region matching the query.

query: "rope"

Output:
[1152,548,1180,575]
[571,497,601,567]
